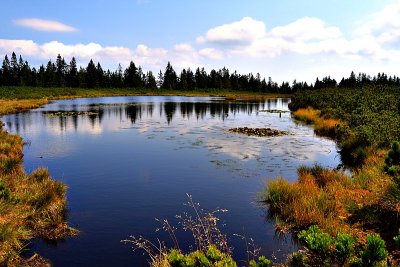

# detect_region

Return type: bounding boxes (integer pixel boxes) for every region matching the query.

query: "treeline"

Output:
[1,52,400,93]
[0,52,290,93]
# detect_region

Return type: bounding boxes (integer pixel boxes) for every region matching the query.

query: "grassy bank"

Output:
[0,122,76,266]
[0,86,287,101]
[262,85,400,265]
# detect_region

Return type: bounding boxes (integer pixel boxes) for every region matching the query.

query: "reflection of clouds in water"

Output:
[31,138,76,159]
[206,135,262,160]
[3,97,339,178]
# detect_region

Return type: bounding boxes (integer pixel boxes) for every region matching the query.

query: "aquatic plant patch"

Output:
[228,127,289,137]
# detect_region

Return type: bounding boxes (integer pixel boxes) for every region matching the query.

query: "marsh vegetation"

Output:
[263,85,400,265]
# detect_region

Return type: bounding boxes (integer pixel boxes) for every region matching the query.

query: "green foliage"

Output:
[0,157,21,175]
[394,229,400,246]
[298,225,334,265]
[384,141,400,182]
[333,233,354,266]
[298,226,356,266]
[166,246,237,267]
[249,256,271,267]
[287,252,308,267]
[0,181,11,200]
[360,234,388,267]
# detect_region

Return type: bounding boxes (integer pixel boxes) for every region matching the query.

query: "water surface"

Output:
[2,96,339,266]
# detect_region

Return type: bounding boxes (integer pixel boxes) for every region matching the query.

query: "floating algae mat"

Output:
[229,127,289,137]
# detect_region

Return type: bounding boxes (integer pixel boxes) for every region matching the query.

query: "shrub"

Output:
[287,252,308,267]
[360,234,388,267]
[249,256,271,267]
[298,225,334,265]
[333,232,354,266]
[298,226,355,266]
[394,229,400,246]
[384,141,400,182]
[167,246,237,267]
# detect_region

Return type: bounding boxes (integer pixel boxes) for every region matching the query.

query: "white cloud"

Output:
[355,1,400,45]
[197,17,266,46]
[270,17,342,41]
[195,13,400,62]
[0,39,40,56]
[198,48,224,60]
[0,39,199,73]
[174,43,193,52]
[14,18,77,32]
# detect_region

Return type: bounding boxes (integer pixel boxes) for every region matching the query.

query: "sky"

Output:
[1,0,400,83]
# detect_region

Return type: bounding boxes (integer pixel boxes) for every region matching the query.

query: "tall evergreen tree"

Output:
[55,54,66,87]
[19,60,32,86]
[124,61,140,87]
[66,57,79,87]
[162,62,177,89]
[145,71,157,88]
[45,60,56,87]
[1,55,11,86]
[10,52,19,85]
[85,59,97,88]
[96,62,105,87]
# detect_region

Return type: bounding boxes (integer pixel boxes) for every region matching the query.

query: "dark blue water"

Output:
[2,96,340,266]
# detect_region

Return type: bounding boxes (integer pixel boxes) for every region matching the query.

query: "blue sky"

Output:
[1,0,400,83]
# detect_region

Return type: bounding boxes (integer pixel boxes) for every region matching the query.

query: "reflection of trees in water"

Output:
[164,102,177,125]
[126,105,142,124]
[3,99,286,133]
[180,102,194,119]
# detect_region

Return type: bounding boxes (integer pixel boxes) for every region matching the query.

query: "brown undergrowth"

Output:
[0,121,76,266]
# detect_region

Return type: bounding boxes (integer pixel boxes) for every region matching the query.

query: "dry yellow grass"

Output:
[0,99,49,116]
[293,107,341,137]
[0,122,75,266]
[264,152,395,243]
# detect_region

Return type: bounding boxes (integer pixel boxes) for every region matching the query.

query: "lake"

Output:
[2,96,340,266]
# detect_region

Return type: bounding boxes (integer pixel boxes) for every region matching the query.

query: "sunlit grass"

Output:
[0,123,75,266]
[0,99,49,116]
[293,107,341,138]
[263,153,398,249]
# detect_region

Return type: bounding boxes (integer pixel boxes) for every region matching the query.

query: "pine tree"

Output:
[55,54,66,87]
[45,60,56,87]
[145,71,157,88]
[66,57,79,87]
[1,55,11,86]
[10,52,19,85]
[96,62,104,87]
[157,70,163,88]
[85,59,97,88]
[162,62,177,89]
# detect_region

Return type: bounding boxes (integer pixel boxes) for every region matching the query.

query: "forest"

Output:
[2,52,400,94]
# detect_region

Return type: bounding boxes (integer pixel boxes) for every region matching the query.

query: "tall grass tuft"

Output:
[123,194,269,267]
[293,107,340,138]
[0,122,74,265]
